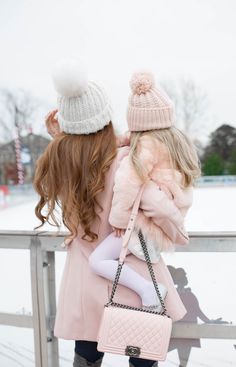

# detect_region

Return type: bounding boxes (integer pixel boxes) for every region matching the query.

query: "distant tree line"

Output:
[161,79,236,176]
[201,124,236,176]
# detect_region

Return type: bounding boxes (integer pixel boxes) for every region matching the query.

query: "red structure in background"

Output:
[0,185,9,208]
[14,125,24,185]
[4,162,23,185]
[0,185,9,195]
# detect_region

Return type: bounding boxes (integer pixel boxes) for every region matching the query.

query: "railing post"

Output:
[30,235,43,367]
[43,251,59,367]
[30,235,59,367]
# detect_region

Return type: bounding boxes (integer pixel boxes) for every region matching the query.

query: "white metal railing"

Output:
[0,230,236,367]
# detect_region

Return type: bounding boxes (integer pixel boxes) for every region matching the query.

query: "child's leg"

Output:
[89,232,165,307]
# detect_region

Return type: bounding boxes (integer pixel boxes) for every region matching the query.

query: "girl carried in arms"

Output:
[89,71,200,312]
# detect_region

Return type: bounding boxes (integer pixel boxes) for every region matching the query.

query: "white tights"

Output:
[89,232,164,306]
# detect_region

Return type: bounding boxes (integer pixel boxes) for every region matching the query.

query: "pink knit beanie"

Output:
[127,72,175,131]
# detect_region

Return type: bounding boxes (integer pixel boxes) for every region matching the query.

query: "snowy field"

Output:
[0,187,236,367]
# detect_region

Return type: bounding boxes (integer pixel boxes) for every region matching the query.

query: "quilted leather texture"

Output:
[97,306,172,361]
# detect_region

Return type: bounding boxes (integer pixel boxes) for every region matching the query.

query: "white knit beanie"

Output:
[52,58,113,135]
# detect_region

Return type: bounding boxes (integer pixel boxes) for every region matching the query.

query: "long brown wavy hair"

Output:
[34,122,117,242]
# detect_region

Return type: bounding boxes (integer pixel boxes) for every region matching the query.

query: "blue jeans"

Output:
[75,340,157,366]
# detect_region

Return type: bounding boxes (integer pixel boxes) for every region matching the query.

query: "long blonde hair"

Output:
[33,122,117,242]
[130,127,201,187]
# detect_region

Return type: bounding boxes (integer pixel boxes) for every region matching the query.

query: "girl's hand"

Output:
[116,131,130,147]
[112,227,125,237]
[45,109,61,138]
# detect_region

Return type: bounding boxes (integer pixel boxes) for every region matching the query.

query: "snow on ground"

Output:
[185,187,236,232]
[0,187,235,232]
[0,187,236,366]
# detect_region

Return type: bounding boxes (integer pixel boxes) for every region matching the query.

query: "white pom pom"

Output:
[130,72,155,95]
[52,58,88,97]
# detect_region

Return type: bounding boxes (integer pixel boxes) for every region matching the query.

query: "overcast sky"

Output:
[0,0,236,138]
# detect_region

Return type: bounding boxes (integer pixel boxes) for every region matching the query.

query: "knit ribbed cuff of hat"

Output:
[127,106,174,131]
[58,103,113,135]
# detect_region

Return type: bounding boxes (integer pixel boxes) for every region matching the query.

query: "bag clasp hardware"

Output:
[125,346,141,357]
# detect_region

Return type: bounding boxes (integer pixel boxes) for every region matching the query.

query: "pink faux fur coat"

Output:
[109,135,193,260]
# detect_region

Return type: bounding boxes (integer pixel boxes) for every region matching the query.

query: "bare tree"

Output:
[0,89,48,184]
[0,90,14,141]
[181,79,207,135]
[0,88,40,142]
[161,79,208,138]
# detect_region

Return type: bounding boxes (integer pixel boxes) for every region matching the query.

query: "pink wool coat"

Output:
[109,135,193,256]
[54,147,187,341]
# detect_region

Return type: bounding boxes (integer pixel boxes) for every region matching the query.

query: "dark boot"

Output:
[129,362,158,367]
[73,352,103,367]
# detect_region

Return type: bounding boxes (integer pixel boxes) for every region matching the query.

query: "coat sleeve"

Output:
[157,179,193,210]
[140,181,189,245]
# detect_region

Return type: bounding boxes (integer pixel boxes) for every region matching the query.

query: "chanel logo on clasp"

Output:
[125,346,141,357]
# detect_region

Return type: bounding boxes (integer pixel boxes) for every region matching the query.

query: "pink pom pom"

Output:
[130,72,155,95]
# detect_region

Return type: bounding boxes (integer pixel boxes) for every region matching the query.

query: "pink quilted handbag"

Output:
[97,186,172,361]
